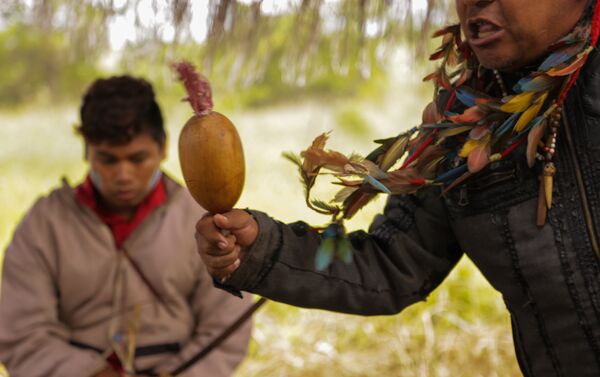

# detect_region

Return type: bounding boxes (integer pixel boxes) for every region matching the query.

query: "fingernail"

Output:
[218,242,227,249]
[233,259,240,268]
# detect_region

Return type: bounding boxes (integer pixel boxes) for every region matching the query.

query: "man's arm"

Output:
[0,215,110,377]
[152,267,253,377]
[198,187,463,315]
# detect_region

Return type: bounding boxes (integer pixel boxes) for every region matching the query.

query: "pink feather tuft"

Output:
[467,145,490,173]
[172,61,213,116]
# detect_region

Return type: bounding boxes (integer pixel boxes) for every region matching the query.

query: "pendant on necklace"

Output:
[543,162,556,209]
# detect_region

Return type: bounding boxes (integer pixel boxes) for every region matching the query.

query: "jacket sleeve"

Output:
[221,188,464,315]
[0,209,107,377]
[153,266,254,377]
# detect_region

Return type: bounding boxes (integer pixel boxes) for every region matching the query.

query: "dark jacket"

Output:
[220,51,600,377]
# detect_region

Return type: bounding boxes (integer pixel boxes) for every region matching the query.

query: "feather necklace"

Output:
[286,3,600,269]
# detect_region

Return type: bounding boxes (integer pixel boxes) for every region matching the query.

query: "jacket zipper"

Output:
[562,109,600,260]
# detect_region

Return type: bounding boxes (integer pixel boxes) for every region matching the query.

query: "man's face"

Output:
[86,133,165,215]
[456,0,588,71]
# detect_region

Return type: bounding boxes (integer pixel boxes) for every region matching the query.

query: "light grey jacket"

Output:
[0,175,253,377]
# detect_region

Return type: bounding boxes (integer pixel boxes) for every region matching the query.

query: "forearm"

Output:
[223,192,463,315]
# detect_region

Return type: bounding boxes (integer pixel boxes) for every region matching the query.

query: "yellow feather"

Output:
[438,125,472,139]
[500,91,535,113]
[514,92,548,132]
[459,139,480,158]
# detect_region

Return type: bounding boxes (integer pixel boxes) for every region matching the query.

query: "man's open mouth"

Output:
[468,18,504,46]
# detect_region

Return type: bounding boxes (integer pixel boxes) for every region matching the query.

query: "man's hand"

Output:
[195,209,259,280]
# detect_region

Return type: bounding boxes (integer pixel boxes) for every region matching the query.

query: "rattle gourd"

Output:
[173,61,245,213]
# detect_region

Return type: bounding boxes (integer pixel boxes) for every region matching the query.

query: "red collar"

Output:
[75,175,166,249]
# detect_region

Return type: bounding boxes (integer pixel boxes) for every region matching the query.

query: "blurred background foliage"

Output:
[0,0,451,108]
[0,1,521,376]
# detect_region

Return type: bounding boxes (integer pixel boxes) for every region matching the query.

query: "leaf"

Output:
[501,91,535,113]
[514,92,548,132]
[527,119,548,167]
[315,238,335,271]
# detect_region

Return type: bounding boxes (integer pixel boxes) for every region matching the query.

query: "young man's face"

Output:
[86,133,165,216]
[456,0,589,71]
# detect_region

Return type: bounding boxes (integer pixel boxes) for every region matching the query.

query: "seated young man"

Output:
[0,75,254,377]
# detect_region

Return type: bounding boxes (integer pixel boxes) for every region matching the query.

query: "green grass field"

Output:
[0,68,520,376]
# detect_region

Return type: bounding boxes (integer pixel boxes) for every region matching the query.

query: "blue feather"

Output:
[322,224,338,238]
[510,115,545,142]
[494,113,520,136]
[539,51,573,71]
[514,76,554,92]
[421,122,456,129]
[336,237,354,264]
[456,88,477,108]
[364,175,391,194]
[316,238,335,271]
[434,164,468,184]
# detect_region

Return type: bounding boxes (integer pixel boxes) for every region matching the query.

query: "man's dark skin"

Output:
[195,0,590,280]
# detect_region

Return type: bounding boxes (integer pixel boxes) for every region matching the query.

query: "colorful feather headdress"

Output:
[285,1,600,269]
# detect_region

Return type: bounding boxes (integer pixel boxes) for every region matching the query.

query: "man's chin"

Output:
[472,49,521,72]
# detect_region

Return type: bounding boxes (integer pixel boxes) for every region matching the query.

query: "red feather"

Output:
[449,106,486,124]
